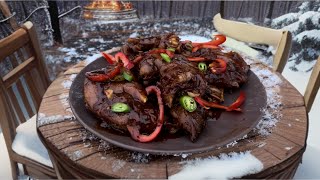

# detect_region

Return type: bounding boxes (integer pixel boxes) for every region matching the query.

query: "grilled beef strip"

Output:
[84,80,158,134]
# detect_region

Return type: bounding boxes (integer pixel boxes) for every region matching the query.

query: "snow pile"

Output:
[12,115,53,167]
[271,1,320,71]
[169,151,263,179]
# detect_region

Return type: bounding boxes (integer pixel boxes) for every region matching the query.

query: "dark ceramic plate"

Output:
[69,57,267,155]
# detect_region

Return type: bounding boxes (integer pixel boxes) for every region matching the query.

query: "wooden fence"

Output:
[1,0,302,43]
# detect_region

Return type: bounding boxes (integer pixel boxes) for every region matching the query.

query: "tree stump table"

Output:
[37,49,308,179]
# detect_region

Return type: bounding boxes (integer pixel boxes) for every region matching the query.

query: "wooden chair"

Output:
[213,13,292,73]
[304,56,320,113]
[213,13,320,113]
[0,21,56,179]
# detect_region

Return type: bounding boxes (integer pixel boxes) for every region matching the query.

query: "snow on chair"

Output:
[213,13,292,74]
[0,21,57,179]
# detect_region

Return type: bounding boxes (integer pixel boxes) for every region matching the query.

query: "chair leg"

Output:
[22,164,29,176]
[10,159,18,180]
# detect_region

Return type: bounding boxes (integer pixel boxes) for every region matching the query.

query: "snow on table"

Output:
[169,151,263,179]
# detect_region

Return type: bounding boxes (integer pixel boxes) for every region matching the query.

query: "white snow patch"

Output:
[129,32,139,38]
[62,80,72,89]
[37,113,75,126]
[12,115,53,167]
[179,35,211,43]
[71,150,83,160]
[277,11,320,33]
[82,32,89,38]
[59,93,69,110]
[285,147,293,150]
[90,38,106,43]
[250,66,282,136]
[295,30,320,43]
[58,47,76,53]
[88,47,95,51]
[169,151,263,179]
[272,12,299,26]
[61,74,77,89]
[258,142,267,148]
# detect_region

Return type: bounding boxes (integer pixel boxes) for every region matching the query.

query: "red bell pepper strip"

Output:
[101,52,115,64]
[191,34,226,47]
[192,45,220,52]
[187,57,206,62]
[194,96,242,112]
[85,65,121,82]
[115,52,134,70]
[127,86,164,143]
[148,49,174,58]
[227,92,246,111]
[132,55,143,64]
[209,59,227,74]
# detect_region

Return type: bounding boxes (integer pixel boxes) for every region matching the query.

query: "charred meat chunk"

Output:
[170,106,206,142]
[84,80,158,133]
[205,51,249,89]
[159,60,207,107]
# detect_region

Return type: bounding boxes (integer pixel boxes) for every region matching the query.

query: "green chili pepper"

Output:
[112,75,125,82]
[198,62,207,72]
[179,96,197,112]
[160,53,171,63]
[111,102,131,113]
[167,48,175,52]
[123,71,133,82]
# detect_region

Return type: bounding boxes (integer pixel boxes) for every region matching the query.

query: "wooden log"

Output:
[37,59,308,179]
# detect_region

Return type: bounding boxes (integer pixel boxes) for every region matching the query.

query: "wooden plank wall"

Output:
[222,1,300,25]
[55,0,301,21]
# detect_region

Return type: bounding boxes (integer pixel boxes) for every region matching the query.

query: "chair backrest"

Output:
[0,21,50,147]
[304,56,320,113]
[213,13,292,73]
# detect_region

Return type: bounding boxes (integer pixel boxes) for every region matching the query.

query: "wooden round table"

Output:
[37,50,308,179]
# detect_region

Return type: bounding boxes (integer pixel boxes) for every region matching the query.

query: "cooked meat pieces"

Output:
[205,51,250,89]
[158,60,207,107]
[121,33,180,58]
[84,79,158,133]
[170,106,206,142]
[137,54,166,85]
[84,33,250,142]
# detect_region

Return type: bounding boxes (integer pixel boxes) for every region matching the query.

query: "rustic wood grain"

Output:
[37,60,308,179]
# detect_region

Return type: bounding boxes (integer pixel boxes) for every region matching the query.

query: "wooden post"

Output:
[219,0,225,18]
[0,0,19,30]
[48,0,62,44]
